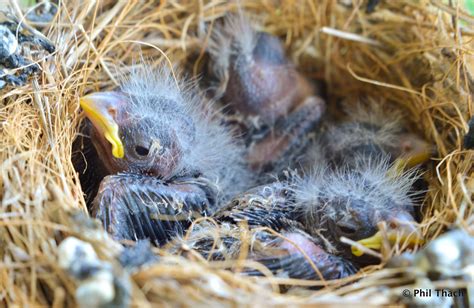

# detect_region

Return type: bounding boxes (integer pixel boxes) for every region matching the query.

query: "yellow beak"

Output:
[387,150,431,177]
[351,231,424,257]
[403,151,431,168]
[80,93,124,159]
[397,150,431,170]
[352,214,424,257]
[396,133,433,170]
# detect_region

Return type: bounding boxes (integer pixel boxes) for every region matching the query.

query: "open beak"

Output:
[80,92,124,159]
[352,212,424,257]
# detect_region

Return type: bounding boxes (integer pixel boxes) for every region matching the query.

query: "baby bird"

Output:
[296,158,423,264]
[308,102,432,170]
[207,14,326,174]
[300,102,429,261]
[169,182,357,281]
[74,65,251,245]
[170,158,421,280]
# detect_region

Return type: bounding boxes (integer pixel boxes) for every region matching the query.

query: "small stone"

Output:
[0,25,18,59]
[414,229,474,277]
[119,240,158,270]
[75,270,115,308]
[58,237,97,270]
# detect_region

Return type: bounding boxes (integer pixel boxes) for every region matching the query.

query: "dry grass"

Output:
[0,0,473,306]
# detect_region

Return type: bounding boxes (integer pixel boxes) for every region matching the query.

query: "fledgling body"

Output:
[295,158,423,264]
[74,65,252,246]
[168,182,357,281]
[207,14,326,176]
[301,101,430,224]
[169,158,422,280]
[304,101,432,170]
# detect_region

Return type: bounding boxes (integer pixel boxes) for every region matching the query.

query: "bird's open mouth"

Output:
[351,214,424,257]
[80,93,124,158]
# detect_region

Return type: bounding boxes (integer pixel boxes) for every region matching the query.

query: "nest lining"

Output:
[0,0,473,306]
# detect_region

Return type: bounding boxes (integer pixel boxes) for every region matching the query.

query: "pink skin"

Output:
[279,232,325,258]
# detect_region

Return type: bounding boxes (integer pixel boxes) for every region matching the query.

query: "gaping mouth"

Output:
[80,93,124,159]
[351,225,424,257]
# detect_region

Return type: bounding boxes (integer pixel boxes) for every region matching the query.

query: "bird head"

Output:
[80,90,193,179]
[324,121,432,169]
[296,159,423,261]
[208,14,315,123]
[350,210,423,258]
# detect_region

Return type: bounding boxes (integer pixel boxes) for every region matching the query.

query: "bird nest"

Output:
[0,0,473,306]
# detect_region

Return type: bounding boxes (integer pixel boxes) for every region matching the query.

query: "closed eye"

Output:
[337,224,357,235]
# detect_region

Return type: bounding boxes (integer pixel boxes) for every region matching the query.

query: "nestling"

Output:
[296,158,424,265]
[207,14,326,174]
[74,64,251,245]
[307,102,432,170]
[169,182,357,281]
[173,157,424,279]
[299,102,430,257]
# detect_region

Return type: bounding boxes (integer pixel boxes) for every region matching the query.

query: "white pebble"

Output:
[58,237,97,269]
[75,270,115,308]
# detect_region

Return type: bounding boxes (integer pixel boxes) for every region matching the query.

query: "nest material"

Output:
[0,0,473,306]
